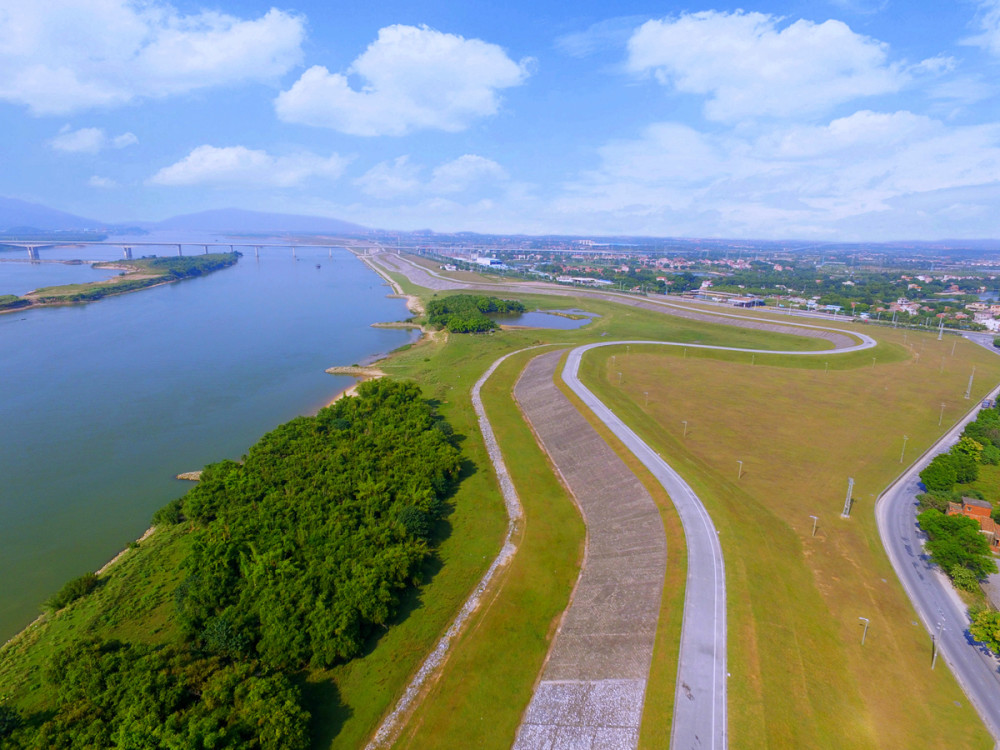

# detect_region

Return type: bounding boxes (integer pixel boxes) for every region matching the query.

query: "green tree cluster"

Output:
[172,378,461,667]
[7,378,461,745]
[426,294,526,332]
[44,573,99,612]
[917,510,997,581]
[3,640,309,749]
[918,407,1000,496]
[971,609,1000,653]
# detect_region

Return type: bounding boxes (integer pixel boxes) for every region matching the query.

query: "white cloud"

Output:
[88,175,117,188]
[355,156,423,197]
[356,154,509,198]
[49,126,137,153]
[964,1,1000,56]
[626,11,904,122]
[555,110,1000,238]
[148,146,349,188]
[49,126,105,153]
[429,155,507,193]
[112,132,138,149]
[0,2,304,114]
[275,25,531,136]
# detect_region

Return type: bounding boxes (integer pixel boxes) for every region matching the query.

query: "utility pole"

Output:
[938,318,944,341]
[932,622,943,669]
[841,477,855,518]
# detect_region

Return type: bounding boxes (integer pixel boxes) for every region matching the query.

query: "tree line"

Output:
[1,379,462,747]
[426,294,525,332]
[917,406,1000,591]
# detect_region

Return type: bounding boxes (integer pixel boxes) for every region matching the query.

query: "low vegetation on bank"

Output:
[0,379,461,747]
[1,253,239,312]
[425,294,525,332]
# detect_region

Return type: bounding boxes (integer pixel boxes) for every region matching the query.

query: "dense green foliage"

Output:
[44,573,99,612]
[917,406,1000,496]
[173,378,461,668]
[5,378,460,746]
[3,640,309,749]
[917,510,997,580]
[0,294,29,311]
[971,609,1000,653]
[33,253,239,303]
[426,294,526,332]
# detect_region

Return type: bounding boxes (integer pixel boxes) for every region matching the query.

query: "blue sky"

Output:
[2,0,999,240]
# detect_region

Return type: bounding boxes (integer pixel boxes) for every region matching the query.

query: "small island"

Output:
[0,253,240,313]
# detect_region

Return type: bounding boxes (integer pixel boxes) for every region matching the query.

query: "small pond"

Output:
[497,308,599,329]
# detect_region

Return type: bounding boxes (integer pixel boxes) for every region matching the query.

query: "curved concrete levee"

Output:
[513,350,667,748]
[362,251,881,748]
[562,343,728,750]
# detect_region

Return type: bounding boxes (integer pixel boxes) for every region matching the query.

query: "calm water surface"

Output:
[0,248,415,640]
[0,260,120,295]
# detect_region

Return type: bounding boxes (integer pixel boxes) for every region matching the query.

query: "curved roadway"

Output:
[361,249,1000,748]
[876,385,1000,742]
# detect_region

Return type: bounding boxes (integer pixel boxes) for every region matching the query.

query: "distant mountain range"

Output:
[0,196,368,236]
[0,196,104,232]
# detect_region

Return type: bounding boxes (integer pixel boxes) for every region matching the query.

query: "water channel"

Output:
[0,246,417,641]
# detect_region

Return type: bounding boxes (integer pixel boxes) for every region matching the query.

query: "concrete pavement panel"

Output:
[512,350,667,749]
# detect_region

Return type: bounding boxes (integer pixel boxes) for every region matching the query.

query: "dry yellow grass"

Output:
[583,326,1000,749]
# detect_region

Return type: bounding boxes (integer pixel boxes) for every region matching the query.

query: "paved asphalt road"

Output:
[366,249,1000,746]
[562,342,728,750]
[877,386,1000,744]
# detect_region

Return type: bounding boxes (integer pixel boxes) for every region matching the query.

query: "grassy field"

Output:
[391,347,584,748]
[579,326,1000,748]
[7,271,984,748]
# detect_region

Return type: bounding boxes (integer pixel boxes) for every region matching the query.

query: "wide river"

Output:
[0,246,417,641]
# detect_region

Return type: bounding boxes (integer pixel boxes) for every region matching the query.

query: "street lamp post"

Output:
[859,617,870,645]
[900,435,909,463]
[737,460,743,480]
[682,420,688,438]
[939,402,946,426]
[644,391,649,406]
[809,515,818,537]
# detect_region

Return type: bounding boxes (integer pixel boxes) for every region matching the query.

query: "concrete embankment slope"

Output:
[512,350,667,748]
